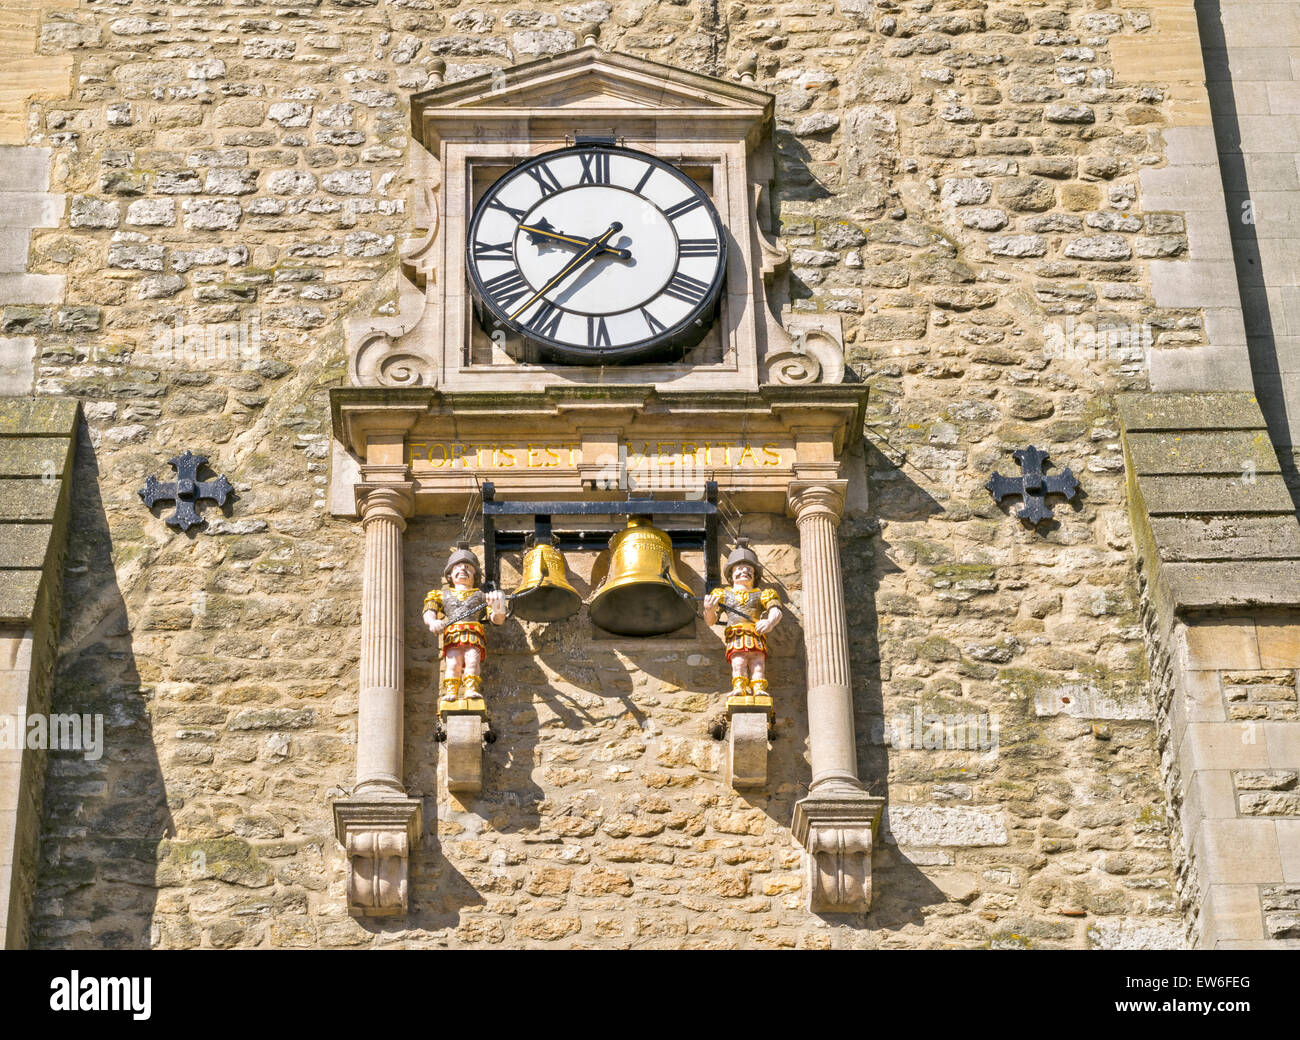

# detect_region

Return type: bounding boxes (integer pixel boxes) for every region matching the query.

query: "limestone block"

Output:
[1034,682,1154,720]
[1183,770,1236,821]
[1258,622,1300,669]
[1265,723,1300,770]
[1179,723,1271,773]
[939,177,990,205]
[0,337,34,395]
[1235,770,1298,790]
[1202,884,1268,944]
[987,234,1046,257]
[1278,823,1300,884]
[1087,918,1186,950]
[1195,818,1283,884]
[1181,621,1261,670]
[886,805,1008,847]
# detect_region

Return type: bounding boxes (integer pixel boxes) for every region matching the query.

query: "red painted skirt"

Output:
[724,622,767,661]
[441,621,486,660]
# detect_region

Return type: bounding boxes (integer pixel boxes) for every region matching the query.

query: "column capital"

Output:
[787,480,847,524]
[356,481,415,528]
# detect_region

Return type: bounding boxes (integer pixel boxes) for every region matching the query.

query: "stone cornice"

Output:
[331,383,869,457]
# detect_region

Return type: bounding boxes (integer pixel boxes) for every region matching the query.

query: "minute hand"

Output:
[509,222,622,323]
[519,224,631,261]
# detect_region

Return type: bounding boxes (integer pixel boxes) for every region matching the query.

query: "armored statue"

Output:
[703,540,782,706]
[423,544,506,705]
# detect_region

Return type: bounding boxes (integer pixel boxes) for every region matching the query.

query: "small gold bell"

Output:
[588,518,697,636]
[511,541,582,622]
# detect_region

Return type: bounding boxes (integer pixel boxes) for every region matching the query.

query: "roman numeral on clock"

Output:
[678,238,719,257]
[483,268,530,309]
[664,196,704,220]
[662,270,711,304]
[588,315,612,348]
[473,240,514,261]
[487,197,527,222]
[640,308,667,335]
[579,151,612,185]
[523,299,564,339]
[524,162,564,197]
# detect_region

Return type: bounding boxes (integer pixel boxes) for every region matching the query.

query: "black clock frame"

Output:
[465,142,728,366]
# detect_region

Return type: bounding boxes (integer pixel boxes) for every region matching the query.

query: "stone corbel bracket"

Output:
[333,798,423,917]
[441,705,490,794]
[727,705,770,789]
[751,181,788,284]
[792,791,885,913]
[764,309,846,386]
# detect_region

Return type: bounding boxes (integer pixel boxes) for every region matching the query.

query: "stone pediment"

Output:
[411,46,772,148]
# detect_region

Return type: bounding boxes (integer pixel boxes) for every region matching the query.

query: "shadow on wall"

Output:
[1197,0,1300,512]
[394,445,957,938]
[29,421,172,949]
[845,433,950,930]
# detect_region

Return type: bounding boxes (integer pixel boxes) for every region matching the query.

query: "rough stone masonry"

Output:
[8,0,1255,948]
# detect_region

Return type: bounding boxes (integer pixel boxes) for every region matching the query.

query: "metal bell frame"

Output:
[480,480,723,633]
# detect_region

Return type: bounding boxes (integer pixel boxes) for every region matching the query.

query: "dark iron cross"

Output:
[985,445,1079,525]
[139,450,234,531]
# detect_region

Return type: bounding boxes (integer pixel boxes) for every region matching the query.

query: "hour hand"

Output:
[520,218,631,261]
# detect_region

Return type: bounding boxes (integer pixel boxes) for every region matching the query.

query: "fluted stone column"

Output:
[334,483,421,916]
[355,486,410,796]
[787,480,884,913]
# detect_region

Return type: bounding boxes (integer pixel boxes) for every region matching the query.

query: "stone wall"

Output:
[0,398,78,949]
[19,0,1202,947]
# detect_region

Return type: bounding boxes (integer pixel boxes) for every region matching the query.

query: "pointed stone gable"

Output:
[411,45,772,150]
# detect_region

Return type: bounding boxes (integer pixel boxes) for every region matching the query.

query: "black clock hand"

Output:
[510,222,622,323]
[519,222,631,261]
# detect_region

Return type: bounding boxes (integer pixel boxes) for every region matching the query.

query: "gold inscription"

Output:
[406,440,789,469]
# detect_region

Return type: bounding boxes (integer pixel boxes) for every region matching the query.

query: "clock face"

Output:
[466,144,727,365]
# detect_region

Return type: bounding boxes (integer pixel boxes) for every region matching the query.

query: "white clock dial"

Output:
[467,143,727,364]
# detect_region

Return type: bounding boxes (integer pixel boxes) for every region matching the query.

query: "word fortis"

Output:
[49,973,151,1020]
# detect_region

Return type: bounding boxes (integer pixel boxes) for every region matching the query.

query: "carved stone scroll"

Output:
[347,173,440,387]
[763,310,846,386]
[347,280,437,388]
[792,792,885,913]
[334,799,422,917]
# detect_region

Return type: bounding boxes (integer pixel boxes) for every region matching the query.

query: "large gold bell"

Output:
[511,542,582,622]
[589,518,697,636]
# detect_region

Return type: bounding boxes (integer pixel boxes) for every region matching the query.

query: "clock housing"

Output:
[465,143,728,365]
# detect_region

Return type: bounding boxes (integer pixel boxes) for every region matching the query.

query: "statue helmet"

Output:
[443,541,481,583]
[724,538,761,583]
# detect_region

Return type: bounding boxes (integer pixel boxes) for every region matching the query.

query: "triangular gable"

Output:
[412,45,772,136]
